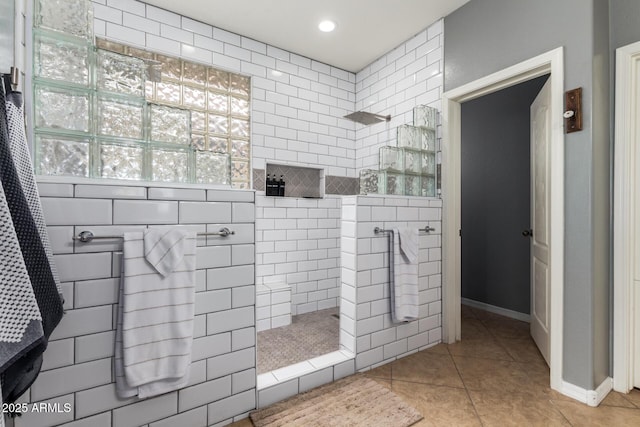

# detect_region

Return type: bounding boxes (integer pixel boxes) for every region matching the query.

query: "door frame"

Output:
[441,47,564,392]
[613,40,640,393]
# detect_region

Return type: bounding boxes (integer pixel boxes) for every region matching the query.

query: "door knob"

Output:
[522,229,533,237]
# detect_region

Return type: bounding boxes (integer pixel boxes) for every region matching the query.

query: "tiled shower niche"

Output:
[32,0,251,188]
[359,105,439,197]
[264,164,325,198]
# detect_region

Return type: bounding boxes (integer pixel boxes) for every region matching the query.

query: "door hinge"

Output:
[459,229,462,237]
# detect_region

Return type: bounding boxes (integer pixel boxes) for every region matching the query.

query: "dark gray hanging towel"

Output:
[0,83,63,403]
[5,91,62,296]
[0,179,45,409]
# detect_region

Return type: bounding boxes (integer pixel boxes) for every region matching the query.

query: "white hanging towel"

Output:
[144,229,186,277]
[390,228,419,323]
[115,230,196,399]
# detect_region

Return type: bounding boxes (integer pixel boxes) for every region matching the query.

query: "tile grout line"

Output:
[618,391,640,409]
[447,344,486,427]
[386,376,466,391]
[548,399,576,427]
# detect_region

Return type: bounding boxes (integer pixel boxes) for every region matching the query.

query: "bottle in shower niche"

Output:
[278,175,286,197]
[266,174,273,196]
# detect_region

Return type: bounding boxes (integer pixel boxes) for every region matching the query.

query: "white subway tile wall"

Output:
[255,194,342,315]
[16,181,256,427]
[256,283,292,331]
[355,20,444,171]
[340,195,442,371]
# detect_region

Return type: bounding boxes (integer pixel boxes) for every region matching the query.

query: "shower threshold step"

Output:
[257,349,354,390]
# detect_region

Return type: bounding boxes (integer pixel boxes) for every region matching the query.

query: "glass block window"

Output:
[32,0,250,187]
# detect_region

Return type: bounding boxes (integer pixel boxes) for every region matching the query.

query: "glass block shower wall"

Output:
[32,0,251,188]
[359,105,439,197]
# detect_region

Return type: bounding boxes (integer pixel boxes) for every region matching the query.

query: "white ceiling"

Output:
[142,0,470,73]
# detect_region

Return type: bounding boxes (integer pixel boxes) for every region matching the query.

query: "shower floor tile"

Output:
[257,307,340,374]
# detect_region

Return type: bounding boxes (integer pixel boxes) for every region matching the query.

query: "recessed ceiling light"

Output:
[318,20,336,32]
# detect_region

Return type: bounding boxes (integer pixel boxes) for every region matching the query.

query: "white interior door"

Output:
[613,41,640,393]
[530,78,552,365]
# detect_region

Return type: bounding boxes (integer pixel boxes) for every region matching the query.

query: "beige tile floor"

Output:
[232,305,640,426]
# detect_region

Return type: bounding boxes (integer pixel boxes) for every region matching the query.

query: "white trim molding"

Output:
[442,48,565,393]
[461,298,530,323]
[561,377,612,407]
[613,40,640,394]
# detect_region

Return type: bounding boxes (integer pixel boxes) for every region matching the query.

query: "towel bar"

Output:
[374,226,435,234]
[72,228,235,243]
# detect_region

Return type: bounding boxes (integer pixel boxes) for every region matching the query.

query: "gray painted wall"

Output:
[461,75,549,316]
[610,0,640,50]
[445,0,611,390]
[592,0,611,390]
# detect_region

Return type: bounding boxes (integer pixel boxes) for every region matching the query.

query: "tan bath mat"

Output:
[250,374,423,427]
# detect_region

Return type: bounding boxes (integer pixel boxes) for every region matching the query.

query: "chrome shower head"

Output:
[343,111,391,125]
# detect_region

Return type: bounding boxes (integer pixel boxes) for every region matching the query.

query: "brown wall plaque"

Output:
[565,87,583,133]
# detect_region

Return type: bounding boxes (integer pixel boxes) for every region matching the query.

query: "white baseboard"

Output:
[461,298,531,322]
[560,380,587,403]
[560,377,612,407]
[590,377,613,407]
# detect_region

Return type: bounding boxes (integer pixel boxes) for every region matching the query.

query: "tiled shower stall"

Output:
[253,193,443,408]
[8,0,447,424]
